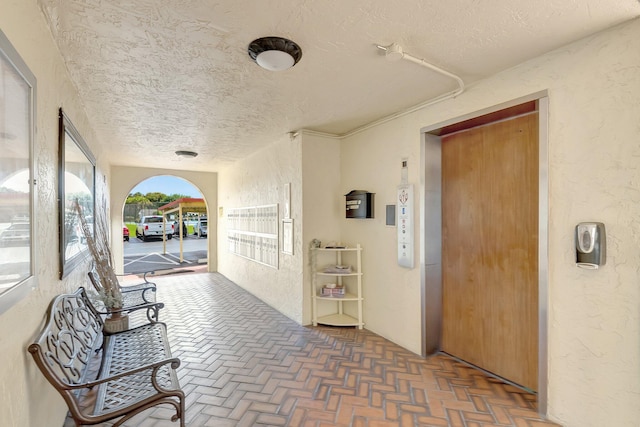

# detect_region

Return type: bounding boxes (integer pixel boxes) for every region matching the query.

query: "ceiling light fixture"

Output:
[248,36,302,71]
[175,150,198,158]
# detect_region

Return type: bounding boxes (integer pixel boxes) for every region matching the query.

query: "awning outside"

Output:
[158,198,207,261]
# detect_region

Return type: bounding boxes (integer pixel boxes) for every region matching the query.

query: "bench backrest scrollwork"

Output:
[28,287,103,391]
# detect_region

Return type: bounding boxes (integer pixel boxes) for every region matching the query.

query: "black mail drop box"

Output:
[345,190,374,219]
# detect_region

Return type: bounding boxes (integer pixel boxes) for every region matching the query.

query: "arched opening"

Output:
[122,175,210,276]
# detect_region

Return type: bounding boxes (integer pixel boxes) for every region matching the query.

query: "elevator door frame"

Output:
[419,91,549,415]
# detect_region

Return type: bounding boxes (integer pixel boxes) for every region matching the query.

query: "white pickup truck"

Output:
[136,215,174,241]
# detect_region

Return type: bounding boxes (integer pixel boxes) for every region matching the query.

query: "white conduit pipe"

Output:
[292,43,466,140]
[376,42,465,100]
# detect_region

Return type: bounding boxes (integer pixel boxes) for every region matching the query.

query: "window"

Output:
[0,29,37,314]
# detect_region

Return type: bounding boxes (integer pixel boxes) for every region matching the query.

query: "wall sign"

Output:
[282,218,293,255]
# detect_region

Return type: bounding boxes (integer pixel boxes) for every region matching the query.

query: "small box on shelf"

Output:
[322,241,346,249]
[323,265,352,274]
[321,285,345,297]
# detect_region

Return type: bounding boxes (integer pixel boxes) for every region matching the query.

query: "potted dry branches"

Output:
[74,200,128,332]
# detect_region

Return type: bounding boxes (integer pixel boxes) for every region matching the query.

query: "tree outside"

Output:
[124,176,205,238]
[123,192,192,223]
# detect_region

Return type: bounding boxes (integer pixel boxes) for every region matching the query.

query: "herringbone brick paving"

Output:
[65,272,561,427]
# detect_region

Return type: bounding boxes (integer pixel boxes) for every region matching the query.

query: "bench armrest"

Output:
[119,284,157,304]
[143,270,156,283]
[96,301,163,315]
[58,357,181,391]
[120,283,156,293]
[95,301,164,325]
[116,270,156,286]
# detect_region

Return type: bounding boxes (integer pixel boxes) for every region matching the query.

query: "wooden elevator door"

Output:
[441,112,539,390]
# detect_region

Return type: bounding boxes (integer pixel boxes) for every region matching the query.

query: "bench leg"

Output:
[170,391,186,427]
[110,396,184,427]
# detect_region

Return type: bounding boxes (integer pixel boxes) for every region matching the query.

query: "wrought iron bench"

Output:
[88,269,164,325]
[28,287,185,426]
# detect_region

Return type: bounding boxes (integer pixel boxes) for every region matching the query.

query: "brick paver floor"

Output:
[65,272,561,426]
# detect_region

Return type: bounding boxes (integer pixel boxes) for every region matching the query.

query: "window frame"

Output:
[0,29,37,315]
[58,108,96,278]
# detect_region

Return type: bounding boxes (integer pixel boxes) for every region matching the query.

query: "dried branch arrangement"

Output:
[74,199,123,309]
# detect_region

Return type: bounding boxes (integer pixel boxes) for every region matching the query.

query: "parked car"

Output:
[123,225,130,241]
[173,220,188,237]
[0,223,30,246]
[194,217,207,238]
[136,215,174,241]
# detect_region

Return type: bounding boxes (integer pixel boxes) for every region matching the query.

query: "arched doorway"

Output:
[109,168,218,276]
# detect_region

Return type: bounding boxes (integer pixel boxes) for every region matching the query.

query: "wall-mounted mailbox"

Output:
[345,190,374,219]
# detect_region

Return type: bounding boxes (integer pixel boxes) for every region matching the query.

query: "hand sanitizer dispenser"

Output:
[575,222,605,269]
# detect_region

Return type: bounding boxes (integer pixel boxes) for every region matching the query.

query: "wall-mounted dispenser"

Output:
[575,222,606,269]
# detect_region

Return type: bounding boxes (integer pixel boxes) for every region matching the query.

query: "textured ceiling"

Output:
[38,0,640,172]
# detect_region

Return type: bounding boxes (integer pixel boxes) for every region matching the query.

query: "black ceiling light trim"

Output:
[248,36,302,71]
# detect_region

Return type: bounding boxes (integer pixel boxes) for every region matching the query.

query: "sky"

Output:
[129,175,203,197]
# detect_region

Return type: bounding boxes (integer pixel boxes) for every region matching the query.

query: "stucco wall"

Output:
[215,132,341,325]
[339,18,640,427]
[340,116,423,354]
[0,1,113,426]
[300,133,342,324]
[217,136,305,323]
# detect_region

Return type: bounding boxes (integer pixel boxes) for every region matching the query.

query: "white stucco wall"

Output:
[300,133,342,324]
[110,166,218,274]
[0,1,113,426]
[216,132,341,326]
[338,18,640,427]
[340,115,423,354]
[217,135,305,323]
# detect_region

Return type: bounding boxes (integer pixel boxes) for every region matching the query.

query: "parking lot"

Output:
[123,234,208,275]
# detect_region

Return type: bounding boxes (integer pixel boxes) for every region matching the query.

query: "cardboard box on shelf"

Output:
[321,286,345,296]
